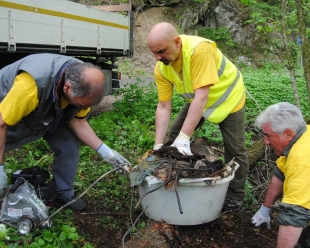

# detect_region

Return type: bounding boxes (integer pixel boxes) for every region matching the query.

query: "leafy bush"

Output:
[198,26,237,53]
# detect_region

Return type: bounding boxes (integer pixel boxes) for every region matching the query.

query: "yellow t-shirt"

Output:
[276,126,310,209]
[155,42,245,113]
[0,72,89,126]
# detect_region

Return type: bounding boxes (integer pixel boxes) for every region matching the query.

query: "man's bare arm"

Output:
[263,175,283,208]
[0,114,7,164]
[68,117,102,150]
[155,100,172,145]
[181,86,210,137]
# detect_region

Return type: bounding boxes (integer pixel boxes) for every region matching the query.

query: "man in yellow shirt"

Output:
[147,22,248,210]
[0,54,131,211]
[252,102,310,248]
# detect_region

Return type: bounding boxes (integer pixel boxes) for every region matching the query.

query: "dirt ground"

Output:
[119,6,184,78]
[73,200,279,248]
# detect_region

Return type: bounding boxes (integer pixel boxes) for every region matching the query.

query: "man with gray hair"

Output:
[0,54,131,211]
[252,102,310,248]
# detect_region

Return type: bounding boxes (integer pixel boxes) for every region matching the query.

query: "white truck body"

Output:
[0,0,134,94]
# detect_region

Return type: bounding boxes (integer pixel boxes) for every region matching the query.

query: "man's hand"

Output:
[251,204,271,229]
[0,165,8,198]
[97,143,131,173]
[171,131,193,155]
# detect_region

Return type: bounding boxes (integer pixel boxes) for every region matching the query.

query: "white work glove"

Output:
[251,204,271,229]
[171,131,193,155]
[153,144,163,151]
[0,165,8,198]
[97,143,131,173]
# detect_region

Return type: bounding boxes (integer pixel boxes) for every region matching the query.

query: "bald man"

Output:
[148,22,248,210]
[0,54,130,211]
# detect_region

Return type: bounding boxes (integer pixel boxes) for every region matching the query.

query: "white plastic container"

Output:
[138,163,239,225]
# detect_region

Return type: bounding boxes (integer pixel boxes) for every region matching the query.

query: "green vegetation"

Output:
[2,66,308,247]
[198,27,237,53]
[0,209,91,247]
[116,59,152,79]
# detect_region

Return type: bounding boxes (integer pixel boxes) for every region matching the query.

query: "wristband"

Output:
[96,143,112,158]
[176,131,190,140]
[153,144,163,150]
[260,204,271,217]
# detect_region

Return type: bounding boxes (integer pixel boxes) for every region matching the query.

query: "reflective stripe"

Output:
[0,1,129,30]
[180,93,195,99]
[179,55,227,100]
[202,70,241,119]
[218,55,226,77]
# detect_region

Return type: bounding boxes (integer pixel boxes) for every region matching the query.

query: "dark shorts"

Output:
[278,203,310,228]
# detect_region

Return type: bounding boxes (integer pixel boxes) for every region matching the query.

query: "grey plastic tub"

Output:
[139,163,239,225]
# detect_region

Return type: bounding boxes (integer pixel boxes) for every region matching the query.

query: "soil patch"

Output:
[73,200,279,247]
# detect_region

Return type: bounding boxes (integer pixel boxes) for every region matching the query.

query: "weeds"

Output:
[198,26,237,53]
[116,59,152,79]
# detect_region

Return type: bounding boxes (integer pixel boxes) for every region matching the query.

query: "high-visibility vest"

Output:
[158,35,245,123]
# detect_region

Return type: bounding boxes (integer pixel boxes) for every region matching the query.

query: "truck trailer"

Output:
[0,0,134,95]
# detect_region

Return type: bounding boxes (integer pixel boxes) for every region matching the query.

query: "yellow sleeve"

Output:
[0,72,38,125]
[154,63,174,102]
[276,156,286,173]
[191,42,219,90]
[75,108,90,118]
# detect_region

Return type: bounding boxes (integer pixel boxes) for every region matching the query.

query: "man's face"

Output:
[262,123,291,156]
[63,82,94,109]
[66,95,93,110]
[148,37,180,65]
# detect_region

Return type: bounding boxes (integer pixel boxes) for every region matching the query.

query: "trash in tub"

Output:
[130,145,239,225]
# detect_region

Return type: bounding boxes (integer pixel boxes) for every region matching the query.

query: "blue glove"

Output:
[97,143,131,173]
[0,165,8,198]
[251,204,271,229]
[171,131,193,155]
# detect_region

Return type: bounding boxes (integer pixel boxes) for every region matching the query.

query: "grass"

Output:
[1,66,308,247]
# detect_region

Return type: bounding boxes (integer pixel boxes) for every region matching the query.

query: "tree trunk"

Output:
[288,68,301,108]
[248,139,265,166]
[281,0,300,108]
[295,0,310,109]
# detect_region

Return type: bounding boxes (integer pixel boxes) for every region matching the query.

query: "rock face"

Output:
[131,0,255,46]
[85,0,258,49]
[178,0,255,46]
